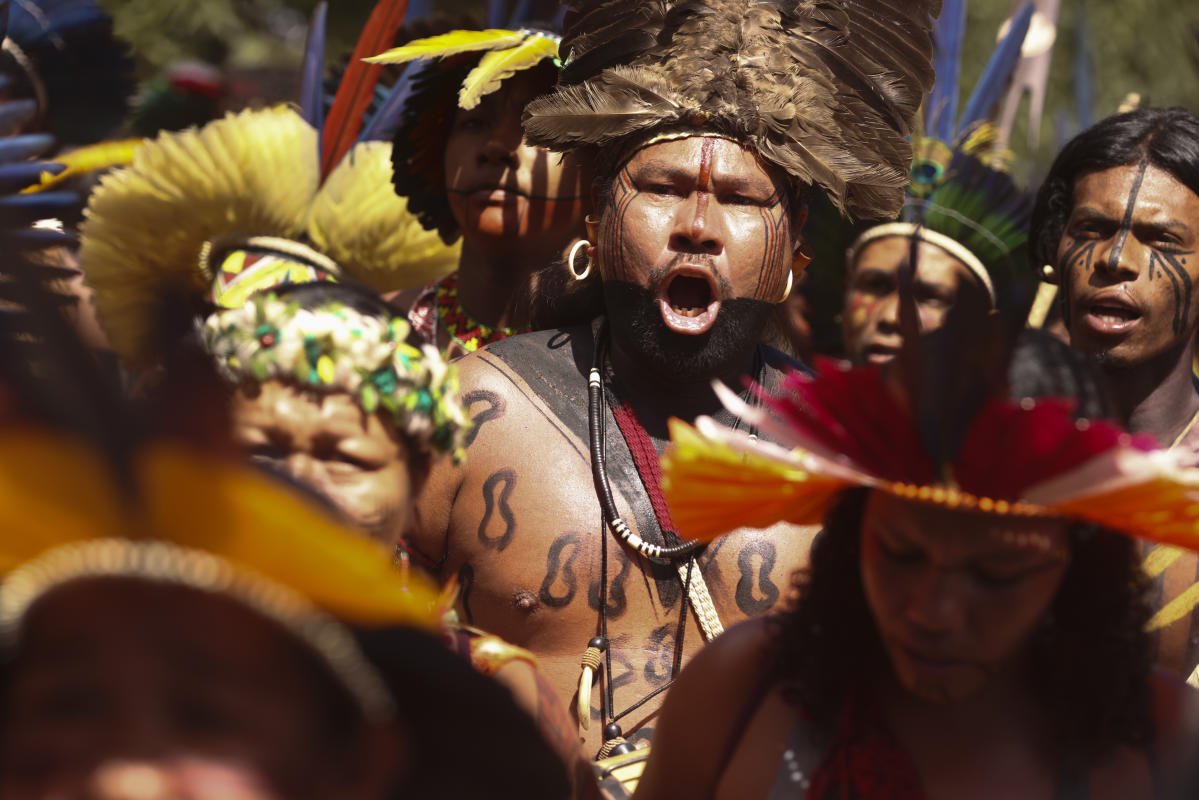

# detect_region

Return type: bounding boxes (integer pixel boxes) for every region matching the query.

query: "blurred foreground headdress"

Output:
[1,0,135,145]
[78,0,460,369]
[521,0,942,220]
[0,201,441,725]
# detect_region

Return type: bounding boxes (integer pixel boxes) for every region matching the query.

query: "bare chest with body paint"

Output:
[407,330,814,757]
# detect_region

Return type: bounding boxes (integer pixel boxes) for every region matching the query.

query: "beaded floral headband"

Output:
[203,294,470,462]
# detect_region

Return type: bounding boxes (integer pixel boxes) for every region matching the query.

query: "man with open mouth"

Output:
[403,0,939,768]
[1031,106,1199,681]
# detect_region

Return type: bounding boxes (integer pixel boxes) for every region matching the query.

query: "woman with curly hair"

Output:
[369,27,590,357]
[635,331,1199,798]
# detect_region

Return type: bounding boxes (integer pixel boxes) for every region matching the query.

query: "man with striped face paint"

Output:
[592,134,802,380]
[1031,107,1199,683]
[406,0,939,765]
[1032,107,1199,465]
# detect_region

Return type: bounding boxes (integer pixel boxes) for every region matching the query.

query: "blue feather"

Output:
[956,2,1034,139]
[358,64,415,143]
[406,0,432,20]
[486,0,507,28]
[7,0,106,44]
[1074,5,1095,131]
[299,2,328,131]
[927,0,966,142]
[5,0,135,144]
[508,0,535,26]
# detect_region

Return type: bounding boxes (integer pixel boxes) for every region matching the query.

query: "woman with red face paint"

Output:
[374,28,590,358]
[638,329,1199,800]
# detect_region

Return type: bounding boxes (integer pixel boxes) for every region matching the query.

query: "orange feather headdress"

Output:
[662,357,1199,552]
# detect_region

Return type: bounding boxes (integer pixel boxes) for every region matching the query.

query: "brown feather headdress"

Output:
[523,0,941,220]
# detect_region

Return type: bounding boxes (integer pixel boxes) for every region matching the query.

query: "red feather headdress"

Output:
[662,358,1199,551]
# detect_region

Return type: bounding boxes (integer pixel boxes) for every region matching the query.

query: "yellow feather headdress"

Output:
[0,428,441,722]
[79,106,459,368]
[366,28,561,110]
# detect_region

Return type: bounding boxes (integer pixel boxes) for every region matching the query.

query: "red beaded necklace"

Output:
[434,274,529,352]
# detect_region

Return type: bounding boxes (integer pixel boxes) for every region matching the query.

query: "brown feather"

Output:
[526,0,940,220]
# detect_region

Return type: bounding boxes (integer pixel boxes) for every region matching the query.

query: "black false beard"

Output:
[602,280,773,381]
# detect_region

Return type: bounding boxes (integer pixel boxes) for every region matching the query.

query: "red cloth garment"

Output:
[805,694,926,800]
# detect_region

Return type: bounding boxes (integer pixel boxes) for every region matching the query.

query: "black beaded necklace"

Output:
[583,322,762,757]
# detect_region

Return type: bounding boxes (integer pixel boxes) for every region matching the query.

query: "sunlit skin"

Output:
[859,492,1070,704]
[409,135,815,757]
[842,236,988,365]
[395,65,592,357]
[231,381,414,545]
[0,580,401,800]
[443,68,588,256]
[1058,164,1199,369]
[589,136,802,338]
[1055,164,1199,685]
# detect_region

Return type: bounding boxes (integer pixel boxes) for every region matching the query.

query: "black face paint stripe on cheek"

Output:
[1106,158,1150,273]
[1155,250,1196,334]
[1059,238,1100,329]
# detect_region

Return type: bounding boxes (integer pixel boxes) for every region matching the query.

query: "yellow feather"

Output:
[365,28,529,65]
[459,34,559,110]
[23,139,145,194]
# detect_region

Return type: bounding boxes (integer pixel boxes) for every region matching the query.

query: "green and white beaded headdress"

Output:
[203,293,470,462]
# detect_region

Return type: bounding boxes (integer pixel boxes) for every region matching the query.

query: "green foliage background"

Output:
[101,0,1198,173]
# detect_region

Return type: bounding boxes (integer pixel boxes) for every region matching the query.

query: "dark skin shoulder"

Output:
[633,617,785,800]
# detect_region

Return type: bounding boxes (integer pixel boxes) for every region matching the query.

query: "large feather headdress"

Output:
[78,0,462,369]
[79,107,460,368]
[845,1,1036,306]
[521,0,942,220]
[661,323,1199,553]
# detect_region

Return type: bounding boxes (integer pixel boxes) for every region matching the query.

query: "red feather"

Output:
[320,0,410,179]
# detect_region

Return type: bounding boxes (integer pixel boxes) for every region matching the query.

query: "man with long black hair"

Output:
[1031,106,1199,679]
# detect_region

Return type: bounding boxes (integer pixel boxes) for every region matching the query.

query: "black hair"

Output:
[1030,107,1199,271]
[355,626,571,800]
[1007,329,1116,421]
[775,334,1152,765]
[776,489,1152,765]
[391,54,479,245]
[271,280,398,320]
